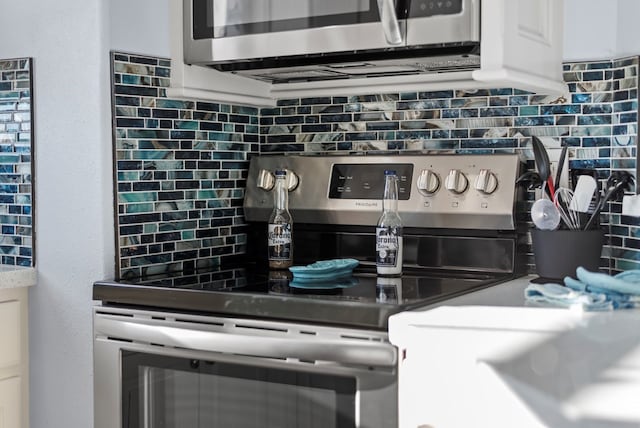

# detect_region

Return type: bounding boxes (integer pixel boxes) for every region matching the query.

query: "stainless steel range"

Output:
[93,153,524,428]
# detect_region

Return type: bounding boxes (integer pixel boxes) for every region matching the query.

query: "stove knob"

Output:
[445,169,469,195]
[257,169,299,192]
[284,170,299,191]
[257,169,275,191]
[474,169,499,194]
[417,169,440,196]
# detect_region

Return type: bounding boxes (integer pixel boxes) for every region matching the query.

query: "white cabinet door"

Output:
[0,288,28,428]
[390,306,640,428]
[0,377,21,428]
[474,0,565,94]
[0,300,21,368]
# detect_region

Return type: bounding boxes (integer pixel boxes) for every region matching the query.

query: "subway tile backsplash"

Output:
[112,52,639,278]
[0,58,33,267]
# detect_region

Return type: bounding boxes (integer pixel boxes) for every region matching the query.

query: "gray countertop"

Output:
[0,265,37,289]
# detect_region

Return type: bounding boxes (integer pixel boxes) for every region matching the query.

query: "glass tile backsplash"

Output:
[0,58,33,267]
[112,52,639,278]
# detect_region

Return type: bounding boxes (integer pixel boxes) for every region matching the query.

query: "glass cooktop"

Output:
[94,264,516,330]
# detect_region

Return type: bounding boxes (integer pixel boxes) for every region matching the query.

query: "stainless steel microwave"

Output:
[183,0,481,84]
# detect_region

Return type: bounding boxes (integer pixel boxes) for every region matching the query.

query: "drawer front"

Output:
[0,301,20,369]
[0,376,20,428]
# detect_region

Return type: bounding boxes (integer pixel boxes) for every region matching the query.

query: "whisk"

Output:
[553,187,581,230]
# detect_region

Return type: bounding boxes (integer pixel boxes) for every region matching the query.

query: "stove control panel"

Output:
[244,154,523,230]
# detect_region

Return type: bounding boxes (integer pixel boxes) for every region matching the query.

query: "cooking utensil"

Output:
[531,136,555,200]
[584,171,635,230]
[531,198,560,230]
[570,175,598,213]
[554,144,568,190]
[554,187,581,230]
[515,170,544,190]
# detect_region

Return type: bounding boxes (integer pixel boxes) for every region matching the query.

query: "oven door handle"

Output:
[95,315,396,367]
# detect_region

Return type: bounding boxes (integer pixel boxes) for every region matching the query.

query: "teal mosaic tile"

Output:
[113,52,640,276]
[112,52,259,278]
[0,58,33,267]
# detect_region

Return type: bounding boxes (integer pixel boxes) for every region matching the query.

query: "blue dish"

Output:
[289,258,359,282]
[289,276,359,290]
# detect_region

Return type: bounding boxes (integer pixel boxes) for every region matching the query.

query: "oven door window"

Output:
[192,0,382,39]
[122,351,357,428]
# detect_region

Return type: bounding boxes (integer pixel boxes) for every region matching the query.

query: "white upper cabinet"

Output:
[167,0,566,106]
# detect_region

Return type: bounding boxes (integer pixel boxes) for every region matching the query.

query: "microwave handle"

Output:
[376,0,404,45]
[95,314,397,367]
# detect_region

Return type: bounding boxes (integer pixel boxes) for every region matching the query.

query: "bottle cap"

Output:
[384,170,397,176]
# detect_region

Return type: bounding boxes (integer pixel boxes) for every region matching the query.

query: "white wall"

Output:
[110,0,171,58]
[563,0,640,62]
[563,0,618,61]
[616,0,640,58]
[0,1,114,427]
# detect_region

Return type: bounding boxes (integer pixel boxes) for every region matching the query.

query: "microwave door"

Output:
[185,0,408,64]
[405,0,480,45]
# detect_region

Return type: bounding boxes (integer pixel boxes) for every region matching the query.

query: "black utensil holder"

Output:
[531,228,604,282]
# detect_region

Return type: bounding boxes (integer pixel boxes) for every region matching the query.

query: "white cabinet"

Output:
[0,287,29,428]
[389,305,640,428]
[167,0,566,106]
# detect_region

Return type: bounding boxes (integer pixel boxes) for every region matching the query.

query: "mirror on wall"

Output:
[0,58,34,267]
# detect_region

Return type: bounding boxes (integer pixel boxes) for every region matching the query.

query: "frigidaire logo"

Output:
[355,201,378,207]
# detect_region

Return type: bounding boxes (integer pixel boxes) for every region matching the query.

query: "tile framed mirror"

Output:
[0,58,34,267]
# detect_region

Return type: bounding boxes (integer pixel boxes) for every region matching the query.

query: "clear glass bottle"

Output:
[268,170,293,269]
[376,170,403,276]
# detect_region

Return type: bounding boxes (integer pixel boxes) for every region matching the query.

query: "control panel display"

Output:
[329,164,413,200]
[408,0,463,17]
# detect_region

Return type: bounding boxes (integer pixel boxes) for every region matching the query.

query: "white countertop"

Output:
[389,275,640,428]
[0,265,37,289]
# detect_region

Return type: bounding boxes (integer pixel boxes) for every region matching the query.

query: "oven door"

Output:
[94,307,397,428]
[183,0,406,64]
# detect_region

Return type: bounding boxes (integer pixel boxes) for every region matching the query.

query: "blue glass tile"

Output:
[578,115,612,125]
[441,109,460,118]
[345,132,377,141]
[418,90,454,99]
[480,107,518,117]
[514,116,555,126]
[620,112,638,123]
[276,99,299,107]
[614,100,637,113]
[540,105,580,115]
[366,122,399,131]
[582,71,605,81]
[275,116,304,125]
[301,97,332,105]
[556,116,576,126]
[397,100,449,110]
[460,109,479,118]
[519,106,539,116]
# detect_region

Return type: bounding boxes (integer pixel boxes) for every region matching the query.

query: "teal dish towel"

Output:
[525,282,612,311]
[525,267,640,310]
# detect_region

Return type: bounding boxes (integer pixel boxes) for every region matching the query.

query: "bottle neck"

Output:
[383,174,398,213]
[274,176,288,211]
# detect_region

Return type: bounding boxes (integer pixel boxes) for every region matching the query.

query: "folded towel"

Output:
[525,282,613,311]
[525,266,640,310]
[572,266,640,295]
